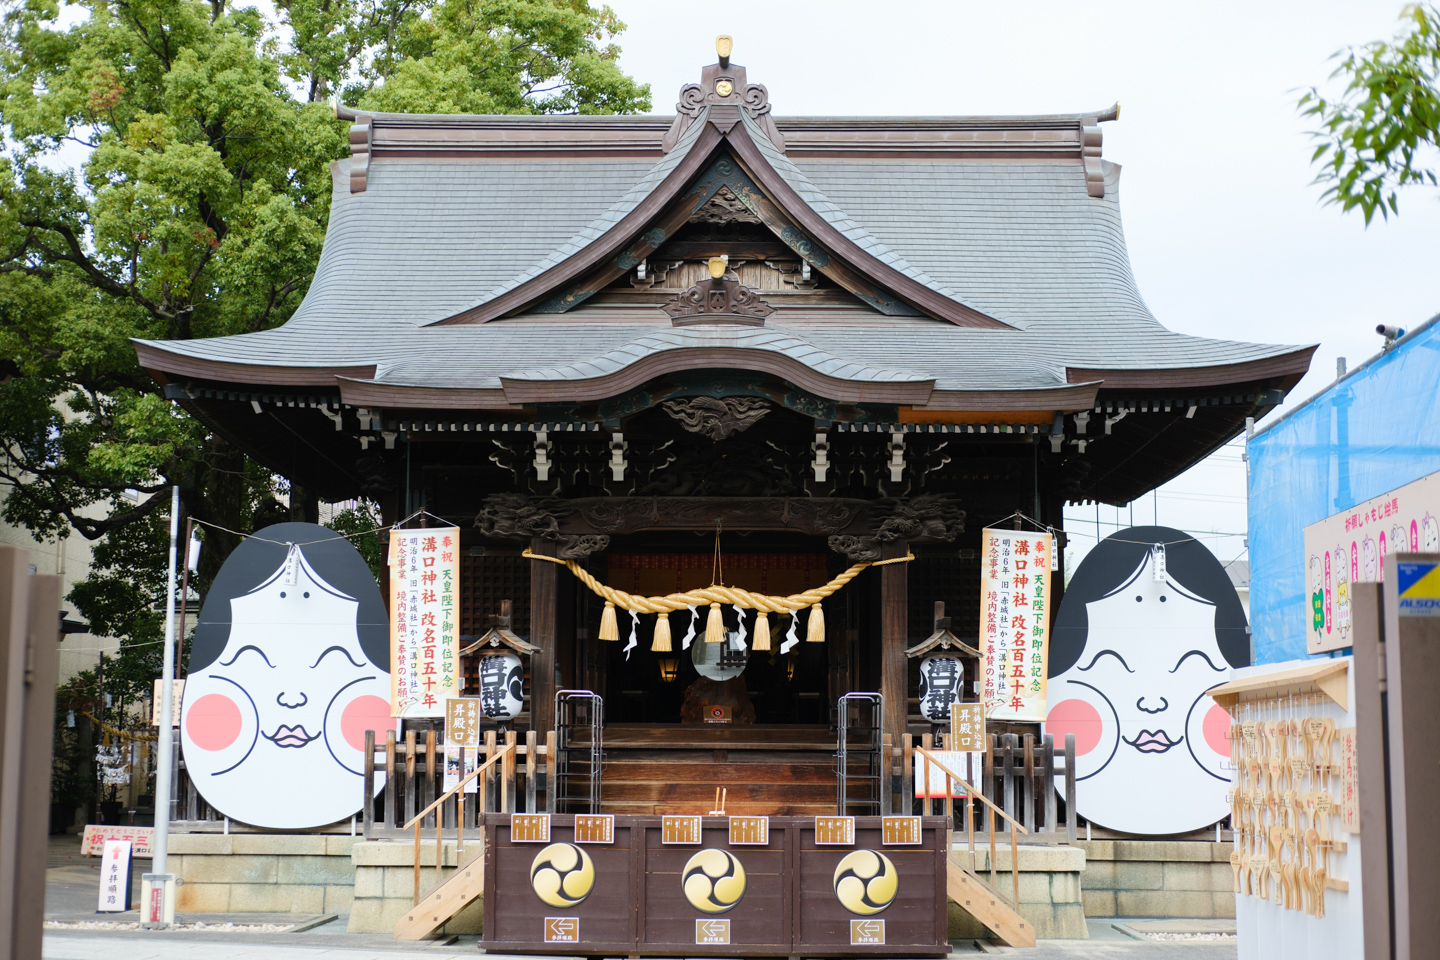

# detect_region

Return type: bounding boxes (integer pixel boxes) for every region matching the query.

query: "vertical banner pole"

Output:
[145,485,181,927]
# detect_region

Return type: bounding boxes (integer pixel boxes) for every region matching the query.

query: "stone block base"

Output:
[348,838,482,935]
[170,834,357,916]
[1076,840,1234,918]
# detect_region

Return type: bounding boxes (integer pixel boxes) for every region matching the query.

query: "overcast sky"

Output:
[607,0,1440,572]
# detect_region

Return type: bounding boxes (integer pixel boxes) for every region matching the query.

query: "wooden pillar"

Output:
[529,537,558,735]
[880,540,909,748]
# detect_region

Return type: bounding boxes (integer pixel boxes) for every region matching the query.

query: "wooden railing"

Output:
[902,732,1077,843]
[914,745,1028,911]
[400,742,516,905]
[360,728,553,837]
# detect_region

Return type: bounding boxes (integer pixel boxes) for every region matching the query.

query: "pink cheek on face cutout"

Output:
[341,696,393,751]
[1046,699,1103,755]
[1202,703,1232,756]
[186,694,242,751]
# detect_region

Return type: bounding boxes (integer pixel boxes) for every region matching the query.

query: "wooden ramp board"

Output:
[946,856,1036,948]
[393,858,484,941]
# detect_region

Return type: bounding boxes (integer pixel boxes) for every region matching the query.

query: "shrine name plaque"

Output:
[482,814,949,956]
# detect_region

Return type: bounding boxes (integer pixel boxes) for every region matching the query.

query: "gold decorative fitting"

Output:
[707,255,729,279]
[716,34,733,64]
[715,79,733,97]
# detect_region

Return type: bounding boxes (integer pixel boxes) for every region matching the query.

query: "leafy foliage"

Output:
[1300,4,1440,222]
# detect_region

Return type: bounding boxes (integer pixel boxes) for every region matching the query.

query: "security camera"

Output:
[1377,324,1406,339]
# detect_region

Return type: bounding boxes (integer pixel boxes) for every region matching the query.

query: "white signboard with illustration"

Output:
[1303,468,1440,653]
[1044,526,1249,835]
[180,523,393,829]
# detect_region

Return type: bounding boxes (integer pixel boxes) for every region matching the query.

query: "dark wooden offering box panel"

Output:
[482,814,950,957]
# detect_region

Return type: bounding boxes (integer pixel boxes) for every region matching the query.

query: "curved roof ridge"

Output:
[461,108,714,314]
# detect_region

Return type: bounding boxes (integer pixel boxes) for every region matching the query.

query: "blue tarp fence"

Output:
[1248,313,1440,663]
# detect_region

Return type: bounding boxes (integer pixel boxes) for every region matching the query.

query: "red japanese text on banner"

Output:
[389,527,461,718]
[980,527,1053,721]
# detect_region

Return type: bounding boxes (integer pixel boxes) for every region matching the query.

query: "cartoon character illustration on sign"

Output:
[1334,544,1351,643]
[1309,555,1324,633]
[180,523,392,829]
[1362,536,1378,581]
[1044,527,1249,835]
[1424,513,1440,552]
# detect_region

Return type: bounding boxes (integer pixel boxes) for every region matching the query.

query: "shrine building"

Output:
[135,39,1314,819]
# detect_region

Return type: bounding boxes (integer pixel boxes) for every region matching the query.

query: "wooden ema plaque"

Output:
[481,814,949,956]
[728,816,769,845]
[815,816,855,845]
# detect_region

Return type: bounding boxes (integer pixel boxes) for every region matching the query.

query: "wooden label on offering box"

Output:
[729,816,769,845]
[574,814,614,844]
[882,816,922,845]
[851,919,885,945]
[815,816,855,845]
[696,919,731,945]
[510,814,550,842]
[543,917,579,943]
[662,815,702,844]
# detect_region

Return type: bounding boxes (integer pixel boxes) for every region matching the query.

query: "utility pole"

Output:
[141,486,180,927]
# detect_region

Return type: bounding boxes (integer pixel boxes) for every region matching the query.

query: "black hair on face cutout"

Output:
[187,522,389,673]
[1050,525,1249,676]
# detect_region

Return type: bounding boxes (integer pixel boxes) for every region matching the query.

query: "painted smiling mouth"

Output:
[264,725,318,748]
[1123,729,1181,754]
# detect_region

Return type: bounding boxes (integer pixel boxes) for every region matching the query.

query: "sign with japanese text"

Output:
[445,697,481,749]
[97,839,133,912]
[82,825,154,858]
[1339,726,1359,833]
[150,679,183,726]
[914,750,975,799]
[950,702,985,752]
[389,527,461,717]
[1303,468,1440,651]
[980,528,1053,720]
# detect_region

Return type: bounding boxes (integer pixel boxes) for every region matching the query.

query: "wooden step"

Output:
[946,856,1035,948]
[599,781,837,803]
[601,801,838,816]
[601,761,837,783]
[394,855,485,941]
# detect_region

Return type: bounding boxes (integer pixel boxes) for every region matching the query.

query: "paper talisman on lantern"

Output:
[389,527,461,718]
[980,528,1053,721]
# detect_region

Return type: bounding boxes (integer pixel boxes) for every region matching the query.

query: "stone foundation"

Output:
[1075,840,1233,918]
[947,843,1088,939]
[349,839,482,935]
[169,834,357,915]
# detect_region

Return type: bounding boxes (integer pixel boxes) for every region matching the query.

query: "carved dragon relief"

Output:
[827,494,966,562]
[474,493,610,559]
[661,396,772,440]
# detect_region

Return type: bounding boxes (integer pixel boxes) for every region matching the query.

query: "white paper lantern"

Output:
[478,652,525,721]
[917,656,963,723]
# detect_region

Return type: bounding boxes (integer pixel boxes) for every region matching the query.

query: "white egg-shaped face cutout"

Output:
[180,529,390,829]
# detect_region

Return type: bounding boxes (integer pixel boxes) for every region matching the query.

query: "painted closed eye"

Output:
[1170,649,1225,673]
[219,645,275,668]
[311,645,366,669]
[1078,649,1133,673]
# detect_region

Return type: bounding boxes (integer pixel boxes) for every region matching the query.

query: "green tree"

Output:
[1300,3,1440,222]
[0,0,648,609]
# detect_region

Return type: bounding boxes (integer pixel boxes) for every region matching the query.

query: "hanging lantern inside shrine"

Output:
[918,656,964,723]
[478,652,525,721]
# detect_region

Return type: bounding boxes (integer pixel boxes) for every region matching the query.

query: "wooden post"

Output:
[1001,734,1016,833]
[1043,734,1057,835]
[363,730,375,839]
[881,733,893,815]
[384,730,397,830]
[544,730,557,813]
[483,730,497,812]
[1063,733,1077,843]
[504,730,518,813]
[1022,734,1035,834]
[525,730,537,813]
[529,537,558,736]
[901,734,913,818]
[404,730,417,826]
[879,540,909,748]
[424,729,437,828]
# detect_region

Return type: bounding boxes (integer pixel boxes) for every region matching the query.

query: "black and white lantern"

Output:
[917,655,963,723]
[478,652,524,721]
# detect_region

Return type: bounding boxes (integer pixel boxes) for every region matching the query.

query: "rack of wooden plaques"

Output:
[1208,658,1363,960]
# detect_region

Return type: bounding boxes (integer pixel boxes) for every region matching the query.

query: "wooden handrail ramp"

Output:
[914,746,1036,948]
[393,742,515,941]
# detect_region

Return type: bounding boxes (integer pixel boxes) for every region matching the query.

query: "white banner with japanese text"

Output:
[981,528,1053,721]
[389,527,461,717]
